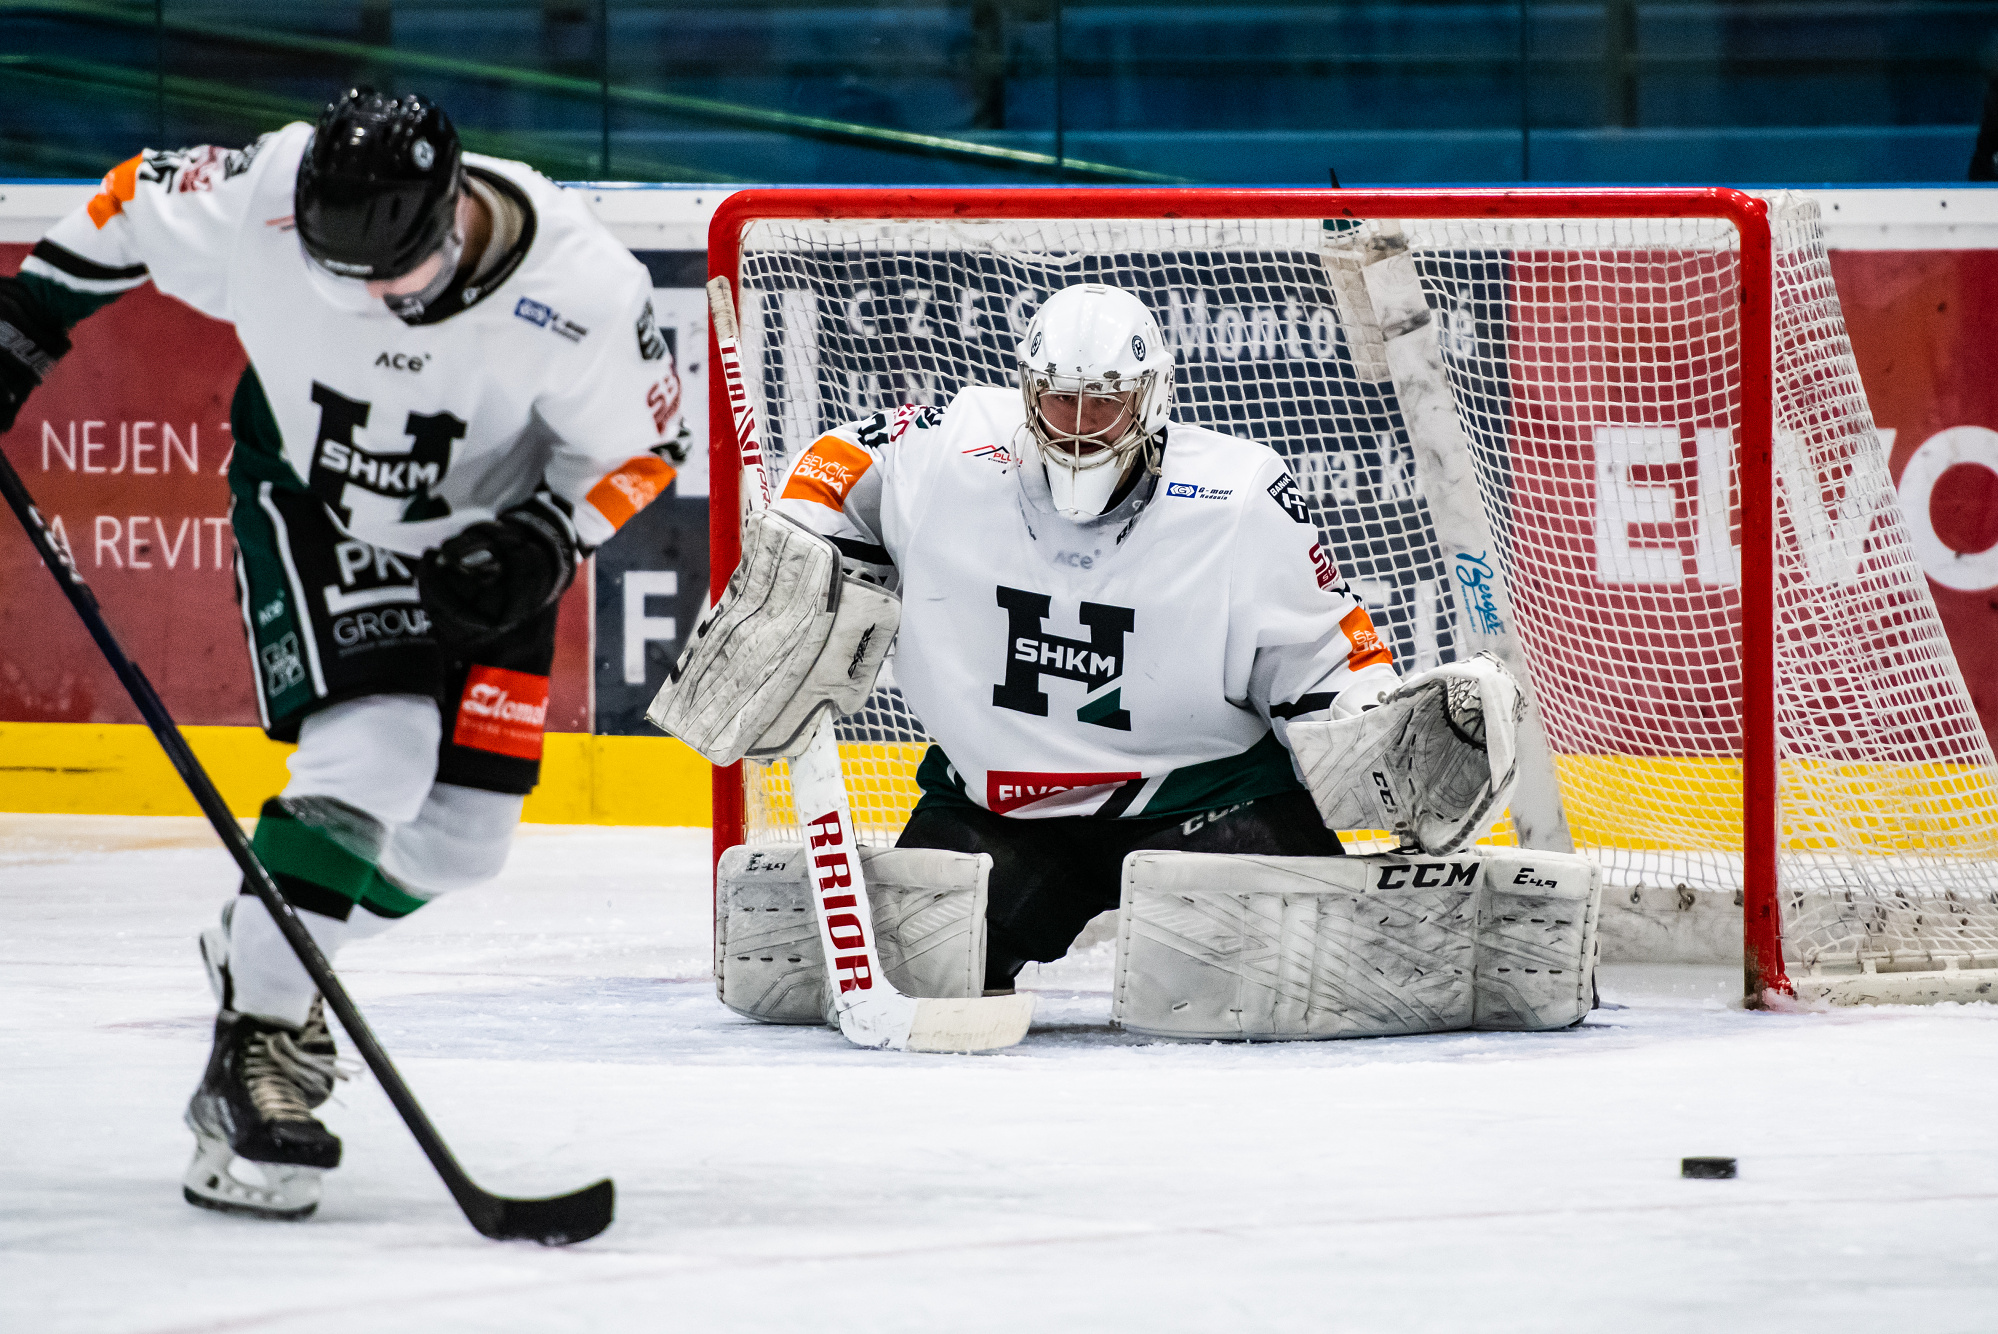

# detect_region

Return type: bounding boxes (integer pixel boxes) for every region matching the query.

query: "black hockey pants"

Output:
[896,789,1343,990]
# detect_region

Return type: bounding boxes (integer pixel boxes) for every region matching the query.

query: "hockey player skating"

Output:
[657,282,1521,1005]
[0,88,687,1219]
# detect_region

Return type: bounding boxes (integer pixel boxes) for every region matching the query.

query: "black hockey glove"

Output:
[0,277,71,434]
[418,499,578,650]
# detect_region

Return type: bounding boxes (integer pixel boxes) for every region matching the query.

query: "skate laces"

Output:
[242,1017,350,1121]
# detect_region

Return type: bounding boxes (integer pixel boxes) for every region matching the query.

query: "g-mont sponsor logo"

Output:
[513,296,588,342]
[1166,481,1197,498]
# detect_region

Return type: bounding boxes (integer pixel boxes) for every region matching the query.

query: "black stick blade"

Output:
[466,1178,615,1245]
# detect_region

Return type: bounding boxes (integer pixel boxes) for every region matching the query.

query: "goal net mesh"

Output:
[729,201,1998,976]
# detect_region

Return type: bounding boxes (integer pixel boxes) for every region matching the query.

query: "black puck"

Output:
[1681,1157,1737,1179]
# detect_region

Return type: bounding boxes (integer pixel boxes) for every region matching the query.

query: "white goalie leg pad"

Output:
[714,844,991,1025]
[1289,653,1524,854]
[1474,848,1602,1031]
[645,509,899,765]
[1112,851,1481,1040]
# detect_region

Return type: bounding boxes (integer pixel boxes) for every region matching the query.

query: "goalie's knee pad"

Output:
[714,844,991,1025]
[1112,847,1600,1040]
[1471,848,1602,1031]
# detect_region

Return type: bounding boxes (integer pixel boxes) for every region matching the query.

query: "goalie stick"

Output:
[706,275,1034,1052]
[0,447,613,1246]
[1317,214,1576,854]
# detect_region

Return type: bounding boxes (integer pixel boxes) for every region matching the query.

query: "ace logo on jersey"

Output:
[993,585,1135,731]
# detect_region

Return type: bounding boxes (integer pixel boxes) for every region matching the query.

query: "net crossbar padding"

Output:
[705,188,1998,1004]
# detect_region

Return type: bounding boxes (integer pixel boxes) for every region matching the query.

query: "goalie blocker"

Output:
[647,508,898,765]
[1114,847,1601,1040]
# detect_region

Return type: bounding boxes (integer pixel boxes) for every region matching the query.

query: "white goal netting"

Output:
[726,200,1998,983]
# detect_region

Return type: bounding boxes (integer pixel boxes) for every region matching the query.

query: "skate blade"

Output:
[183,1131,323,1221]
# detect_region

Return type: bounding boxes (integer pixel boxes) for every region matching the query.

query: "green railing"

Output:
[5,0,1186,184]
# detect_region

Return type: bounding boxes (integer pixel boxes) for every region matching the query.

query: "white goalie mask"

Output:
[1017,284,1173,518]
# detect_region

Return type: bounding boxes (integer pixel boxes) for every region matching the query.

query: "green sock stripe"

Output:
[358,875,427,920]
[251,802,377,905]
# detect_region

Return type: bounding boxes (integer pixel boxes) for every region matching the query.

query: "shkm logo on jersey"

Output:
[987,769,1142,815]
[993,585,1135,731]
[306,382,466,526]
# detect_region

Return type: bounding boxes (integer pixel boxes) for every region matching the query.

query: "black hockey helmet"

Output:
[295,88,463,281]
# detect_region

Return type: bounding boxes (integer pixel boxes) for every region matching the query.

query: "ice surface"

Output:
[4,813,1998,1333]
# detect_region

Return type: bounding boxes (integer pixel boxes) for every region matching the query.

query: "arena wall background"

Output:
[4,184,1998,826]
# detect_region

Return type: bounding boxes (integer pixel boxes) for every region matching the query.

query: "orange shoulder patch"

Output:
[586,455,677,531]
[86,155,144,229]
[780,435,874,511]
[1340,605,1393,671]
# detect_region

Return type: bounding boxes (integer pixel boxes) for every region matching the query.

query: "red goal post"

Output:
[703,186,1998,1008]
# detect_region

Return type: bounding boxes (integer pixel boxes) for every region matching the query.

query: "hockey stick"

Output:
[1315,218,1575,854]
[0,448,613,1245]
[707,276,1033,1052]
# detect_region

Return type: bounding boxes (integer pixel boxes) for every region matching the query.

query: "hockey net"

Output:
[711,190,1998,1002]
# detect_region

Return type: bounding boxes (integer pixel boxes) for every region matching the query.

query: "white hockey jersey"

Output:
[773,389,1400,820]
[25,125,685,553]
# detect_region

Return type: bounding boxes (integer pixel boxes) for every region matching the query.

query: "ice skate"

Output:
[183,1004,346,1220]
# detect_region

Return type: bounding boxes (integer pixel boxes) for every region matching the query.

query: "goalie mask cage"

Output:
[705,187,1998,1007]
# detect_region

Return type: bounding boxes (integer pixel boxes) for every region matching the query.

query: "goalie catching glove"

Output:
[1287,652,1525,855]
[646,508,899,764]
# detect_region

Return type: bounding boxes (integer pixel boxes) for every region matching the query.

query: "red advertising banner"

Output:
[1834,249,1998,743]
[0,244,590,732]
[8,237,1998,758]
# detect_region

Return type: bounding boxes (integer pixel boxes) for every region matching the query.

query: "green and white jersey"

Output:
[23,123,686,555]
[771,387,1401,821]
